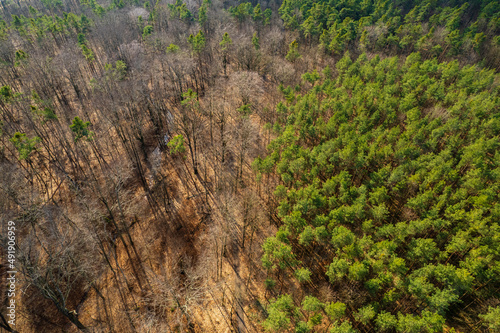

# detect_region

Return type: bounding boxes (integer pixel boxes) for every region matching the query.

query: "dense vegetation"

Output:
[279,0,500,68]
[0,0,499,332]
[254,53,500,332]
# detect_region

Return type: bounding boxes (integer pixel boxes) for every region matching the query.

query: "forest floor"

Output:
[63,134,274,332]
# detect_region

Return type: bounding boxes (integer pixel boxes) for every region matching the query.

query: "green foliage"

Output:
[41,107,57,122]
[308,312,322,326]
[111,0,124,9]
[348,261,369,281]
[80,15,91,33]
[31,105,57,123]
[298,226,314,245]
[354,304,376,325]
[77,33,94,61]
[302,70,320,85]
[0,85,14,103]
[325,302,346,321]
[167,135,186,155]
[262,236,298,271]
[326,258,349,283]
[262,294,298,332]
[80,0,105,15]
[263,8,272,25]
[295,321,311,333]
[258,52,500,331]
[14,50,28,67]
[264,278,276,289]
[331,226,355,248]
[114,60,127,79]
[376,311,397,331]
[28,5,38,17]
[301,296,323,312]
[253,4,263,22]
[228,2,252,23]
[445,30,462,55]
[142,25,153,39]
[252,32,260,50]
[166,44,180,53]
[105,60,127,81]
[10,133,40,160]
[228,2,271,25]
[330,320,357,333]
[480,307,500,332]
[396,311,445,333]
[286,40,301,62]
[198,0,210,26]
[77,33,87,45]
[179,4,192,21]
[278,0,500,66]
[70,116,93,142]
[80,44,94,61]
[167,0,192,21]
[0,20,7,40]
[41,0,63,10]
[219,32,232,51]
[188,30,205,54]
[237,104,252,117]
[181,89,199,110]
[295,267,311,283]
[407,238,439,264]
[11,15,22,29]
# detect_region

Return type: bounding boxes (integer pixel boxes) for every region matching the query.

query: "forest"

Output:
[0,0,499,332]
